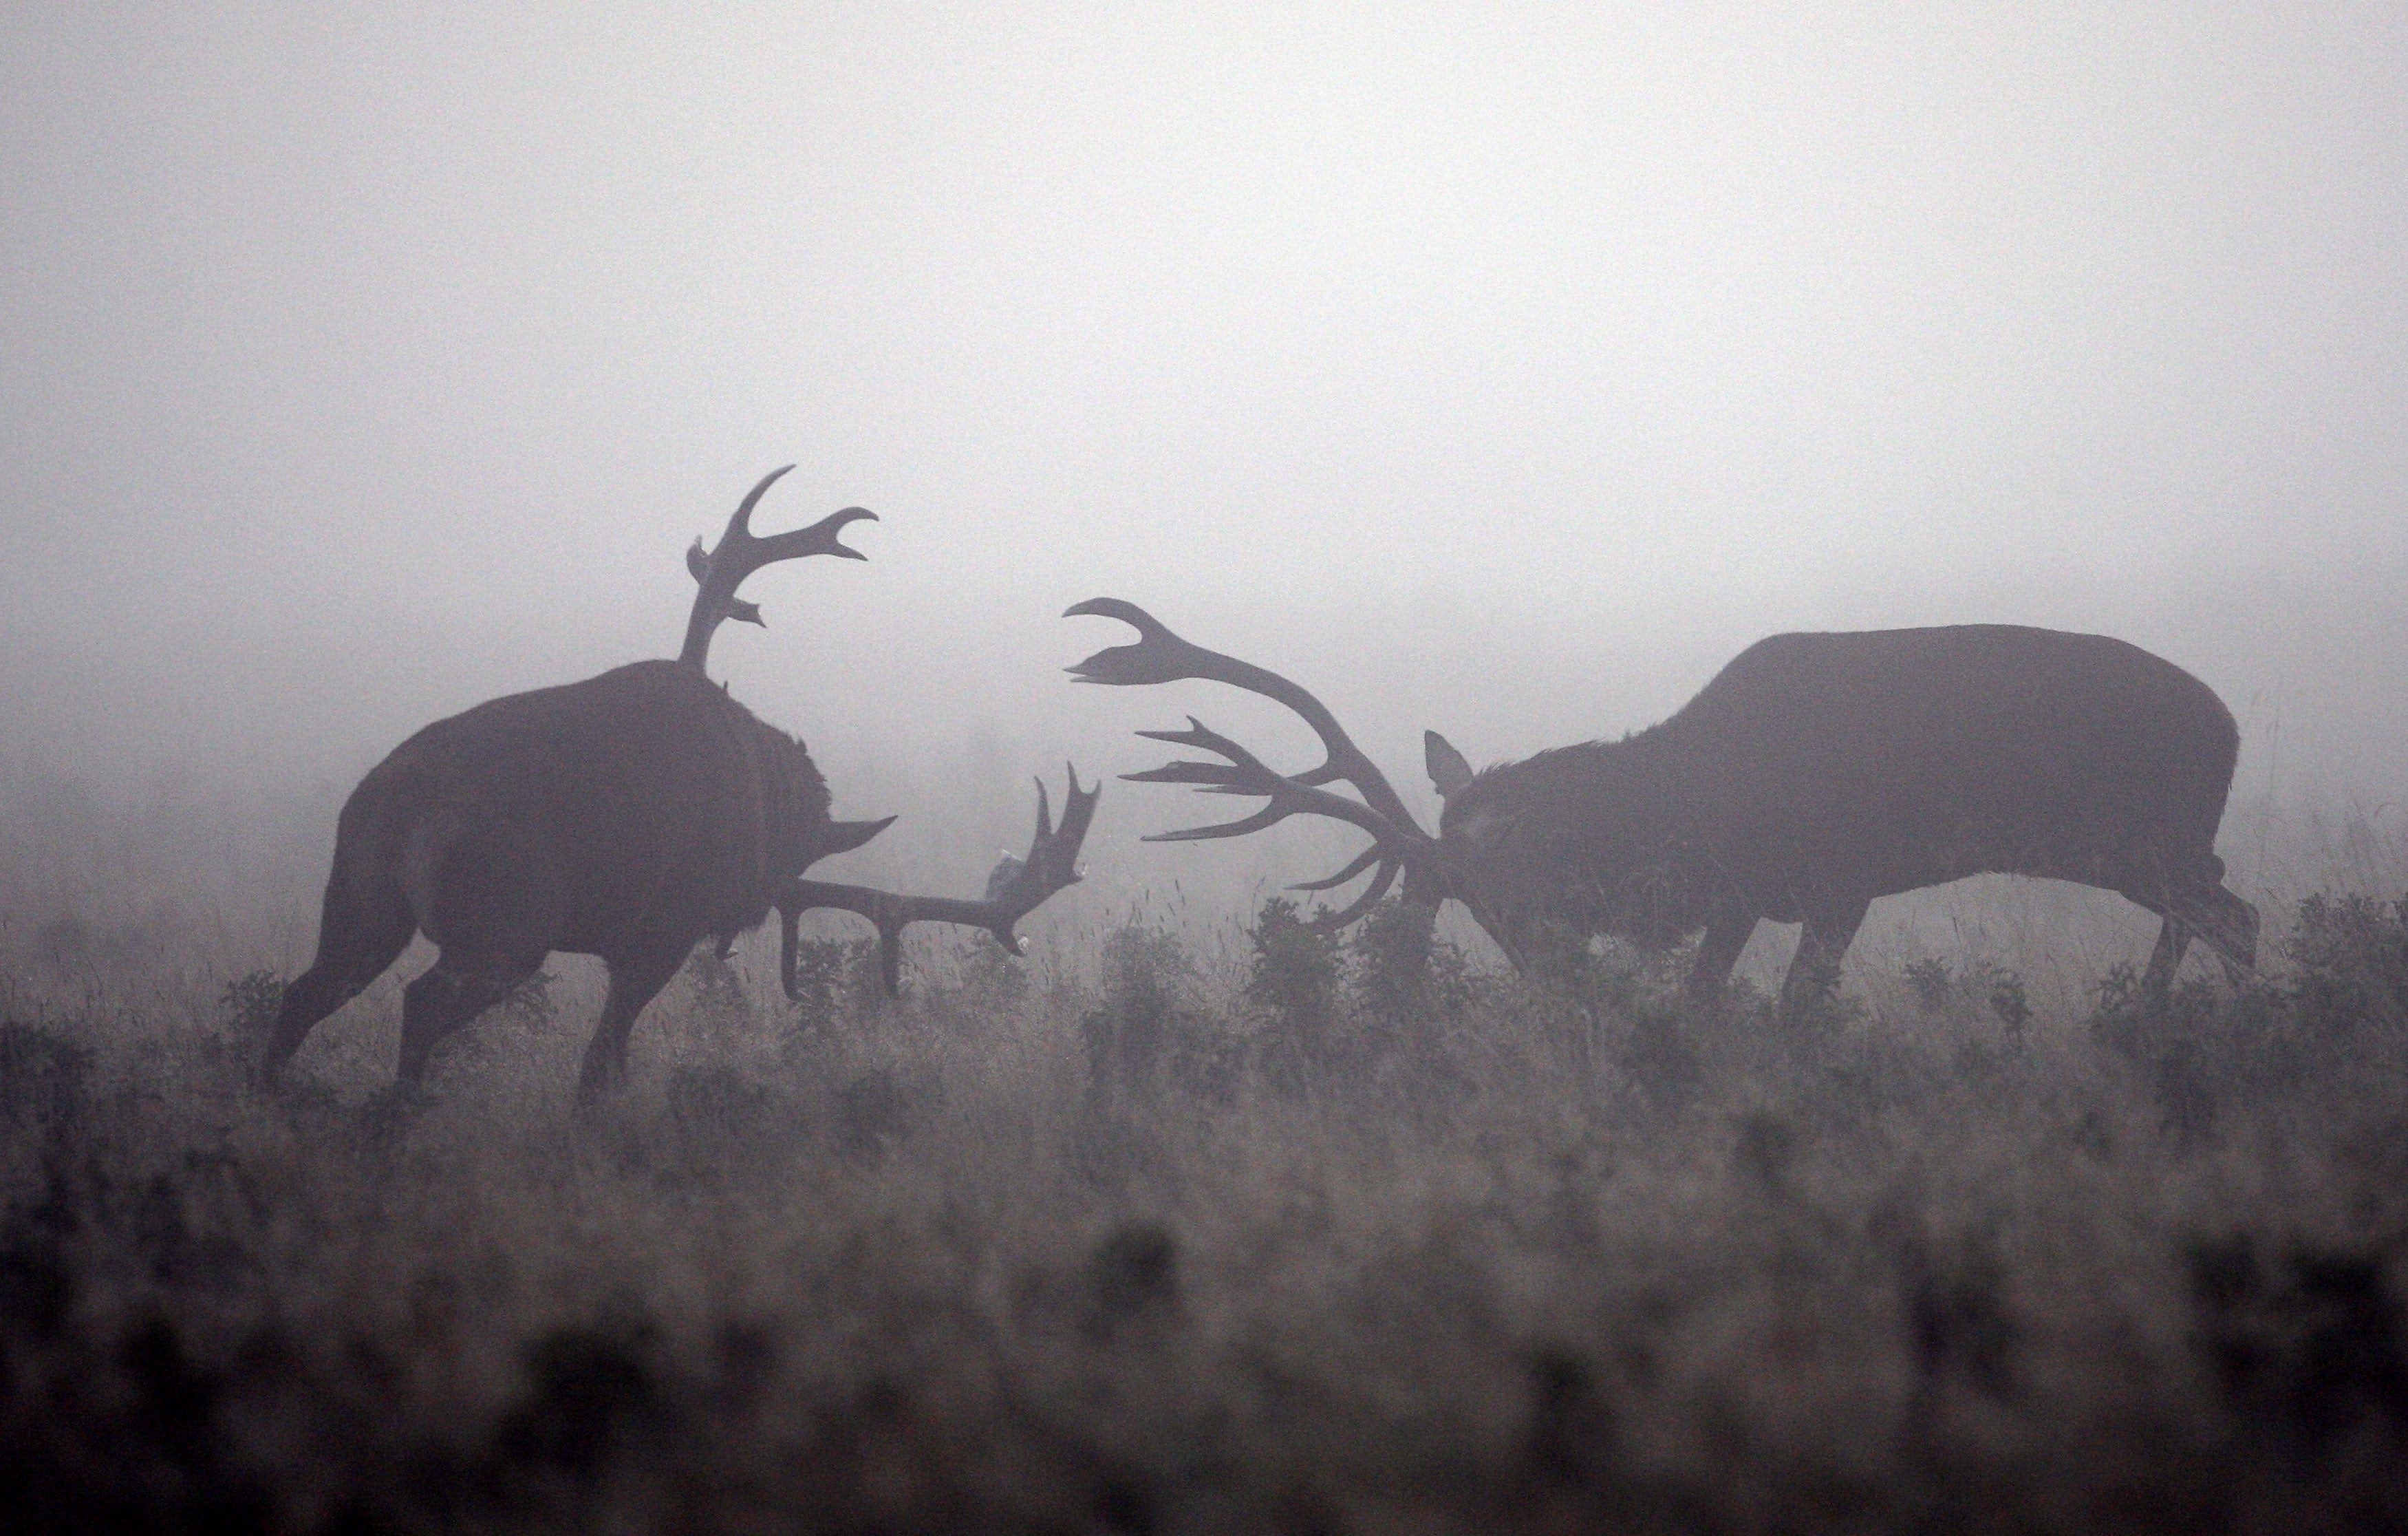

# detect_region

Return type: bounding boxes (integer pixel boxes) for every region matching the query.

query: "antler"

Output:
[680,466,878,670]
[1064,598,1426,827]
[1065,599,1441,925]
[777,767,1101,996]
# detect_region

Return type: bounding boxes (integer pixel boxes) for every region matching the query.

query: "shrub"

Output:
[1247,897,1340,1041]
[784,937,880,1035]
[1347,897,1474,1030]
[218,970,286,1040]
[1904,957,1953,1013]
[680,948,749,1024]
[2289,893,2408,1040]
[1083,923,1226,1109]
[0,1019,89,1131]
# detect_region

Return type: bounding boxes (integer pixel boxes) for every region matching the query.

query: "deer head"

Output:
[1065,599,1522,953]
[1065,601,1748,971]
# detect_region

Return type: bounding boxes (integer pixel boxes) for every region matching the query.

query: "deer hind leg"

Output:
[576,943,689,1105]
[264,871,416,1086]
[387,806,563,1090]
[396,950,540,1090]
[1777,895,1871,1023]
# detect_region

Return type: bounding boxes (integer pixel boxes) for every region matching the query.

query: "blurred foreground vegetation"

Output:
[2,886,2407,1534]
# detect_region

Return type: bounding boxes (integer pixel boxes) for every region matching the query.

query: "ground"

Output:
[3,885,2407,1534]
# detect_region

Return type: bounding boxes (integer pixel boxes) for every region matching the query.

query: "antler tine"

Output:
[1064,599,1431,838]
[1307,856,1401,929]
[1143,803,1291,844]
[1121,762,1253,790]
[680,468,879,672]
[751,505,876,566]
[727,463,795,537]
[1044,765,1101,884]
[1119,714,1422,864]
[1289,842,1385,893]
[780,768,1100,996]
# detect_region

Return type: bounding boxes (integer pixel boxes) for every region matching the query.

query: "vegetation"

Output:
[2,888,2407,1533]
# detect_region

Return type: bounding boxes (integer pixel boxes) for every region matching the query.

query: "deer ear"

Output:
[1425,732,1473,799]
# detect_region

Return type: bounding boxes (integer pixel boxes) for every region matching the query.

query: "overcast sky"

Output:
[4,3,2403,886]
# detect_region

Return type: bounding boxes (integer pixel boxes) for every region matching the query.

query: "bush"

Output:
[1082,922,1229,1109]
[2289,893,2408,1039]
[1347,897,1474,1030]
[784,937,881,1036]
[217,970,285,1041]
[1246,897,1340,1079]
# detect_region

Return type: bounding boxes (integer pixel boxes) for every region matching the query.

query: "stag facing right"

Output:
[266,468,1098,1105]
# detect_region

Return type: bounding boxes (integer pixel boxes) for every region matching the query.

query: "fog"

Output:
[15,12,2408,1525]
[4,3,2404,909]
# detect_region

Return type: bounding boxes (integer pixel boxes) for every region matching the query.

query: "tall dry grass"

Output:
[4,798,2407,1533]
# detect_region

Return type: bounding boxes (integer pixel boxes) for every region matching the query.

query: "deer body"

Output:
[368,661,832,957]
[268,470,1095,1101]
[1073,603,2256,1015]
[1439,625,2257,1005]
[266,661,836,1095]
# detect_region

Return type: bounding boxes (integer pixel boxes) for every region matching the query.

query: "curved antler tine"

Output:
[1121,761,1250,788]
[1309,857,1400,929]
[1289,842,1384,893]
[1062,598,1216,686]
[1031,775,1053,842]
[1058,763,1101,853]
[1140,717,1269,770]
[826,506,876,556]
[817,815,898,862]
[1124,716,1271,791]
[1143,804,1290,843]
[1062,597,1177,639]
[727,465,797,541]
[757,505,877,565]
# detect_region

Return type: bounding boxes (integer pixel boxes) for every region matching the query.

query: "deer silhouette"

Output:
[265,468,1097,1100]
[1068,600,2253,1014]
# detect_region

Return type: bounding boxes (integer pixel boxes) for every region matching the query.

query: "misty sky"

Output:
[5,2,2404,860]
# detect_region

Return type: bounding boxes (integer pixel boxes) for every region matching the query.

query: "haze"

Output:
[4,3,2403,923]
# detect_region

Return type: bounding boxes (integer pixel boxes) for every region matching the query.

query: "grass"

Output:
[2,871,2407,1533]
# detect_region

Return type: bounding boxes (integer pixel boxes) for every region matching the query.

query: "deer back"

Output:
[1448,624,2239,926]
[354,659,830,957]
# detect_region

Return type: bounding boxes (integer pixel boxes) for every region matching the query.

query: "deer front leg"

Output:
[1777,895,1871,1023]
[1686,906,1758,1001]
[577,943,689,1105]
[2142,913,2193,998]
